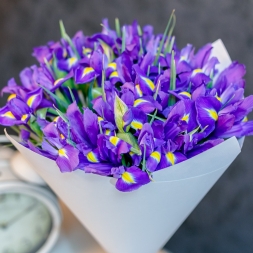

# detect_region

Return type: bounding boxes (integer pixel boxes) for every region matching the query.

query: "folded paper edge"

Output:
[152,136,241,181]
[5,130,242,186]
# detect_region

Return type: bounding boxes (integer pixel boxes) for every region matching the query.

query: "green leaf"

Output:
[44,58,55,78]
[149,109,158,125]
[29,119,43,139]
[52,54,66,79]
[10,126,20,135]
[39,85,69,109]
[59,20,80,59]
[147,113,166,122]
[87,81,94,109]
[68,87,76,103]
[92,87,103,99]
[117,132,141,155]
[47,107,59,116]
[153,80,161,100]
[36,108,48,119]
[53,106,69,123]
[114,94,129,133]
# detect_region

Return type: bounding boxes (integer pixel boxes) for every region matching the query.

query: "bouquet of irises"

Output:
[1,12,253,192]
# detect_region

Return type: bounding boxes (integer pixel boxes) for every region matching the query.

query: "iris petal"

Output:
[116,166,150,192]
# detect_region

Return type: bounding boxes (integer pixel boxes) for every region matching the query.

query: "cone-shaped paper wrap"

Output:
[6,132,241,253]
[5,40,242,253]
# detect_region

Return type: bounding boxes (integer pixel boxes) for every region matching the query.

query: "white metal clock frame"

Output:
[0,135,62,253]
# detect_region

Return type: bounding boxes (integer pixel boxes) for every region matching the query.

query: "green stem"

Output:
[142,144,146,171]
[147,65,151,76]
[167,36,175,54]
[98,120,103,135]
[115,18,121,37]
[149,109,158,125]
[10,126,20,135]
[165,14,176,53]
[137,25,144,56]
[154,9,175,65]
[168,50,176,106]
[101,70,106,102]
[147,113,166,122]
[121,26,126,53]
[59,20,80,59]
[68,87,76,103]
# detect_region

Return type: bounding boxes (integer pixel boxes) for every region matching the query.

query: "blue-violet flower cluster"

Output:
[1,14,253,191]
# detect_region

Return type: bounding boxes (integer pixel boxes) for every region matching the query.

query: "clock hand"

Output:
[0,201,38,229]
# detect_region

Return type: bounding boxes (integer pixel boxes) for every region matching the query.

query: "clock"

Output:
[0,136,62,253]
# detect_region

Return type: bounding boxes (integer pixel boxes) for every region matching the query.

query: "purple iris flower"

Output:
[114,166,150,192]
[195,96,222,136]
[157,140,187,171]
[42,138,80,172]
[0,97,31,126]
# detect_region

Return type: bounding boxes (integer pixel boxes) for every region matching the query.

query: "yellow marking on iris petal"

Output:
[105,129,111,135]
[83,47,92,55]
[58,149,68,158]
[68,57,77,67]
[82,67,94,77]
[86,151,99,163]
[110,71,119,78]
[181,114,189,122]
[2,111,15,119]
[122,171,136,184]
[110,136,120,146]
[60,134,65,139]
[216,95,222,102]
[243,116,248,122]
[107,62,117,70]
[193,68,202,75]
[134,99,145,107]
[179,91,191,99]
[53,116,59,122]
[166,152,175,165]
[135,84,143,97]
[180,56,187,61]
[7,94,16,101]
[21,114,28,121]
[27,95,37,107]
[206,109,218,121]
[54,78,64,86]
[150,151,161,162]
[131,120,143,130]
[98,116,103,122]
[141,76,155,91]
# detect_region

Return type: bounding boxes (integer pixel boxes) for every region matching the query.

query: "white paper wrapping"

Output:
[5,39,242,253]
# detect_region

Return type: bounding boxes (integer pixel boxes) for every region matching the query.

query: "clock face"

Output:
[0,192,53,253]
